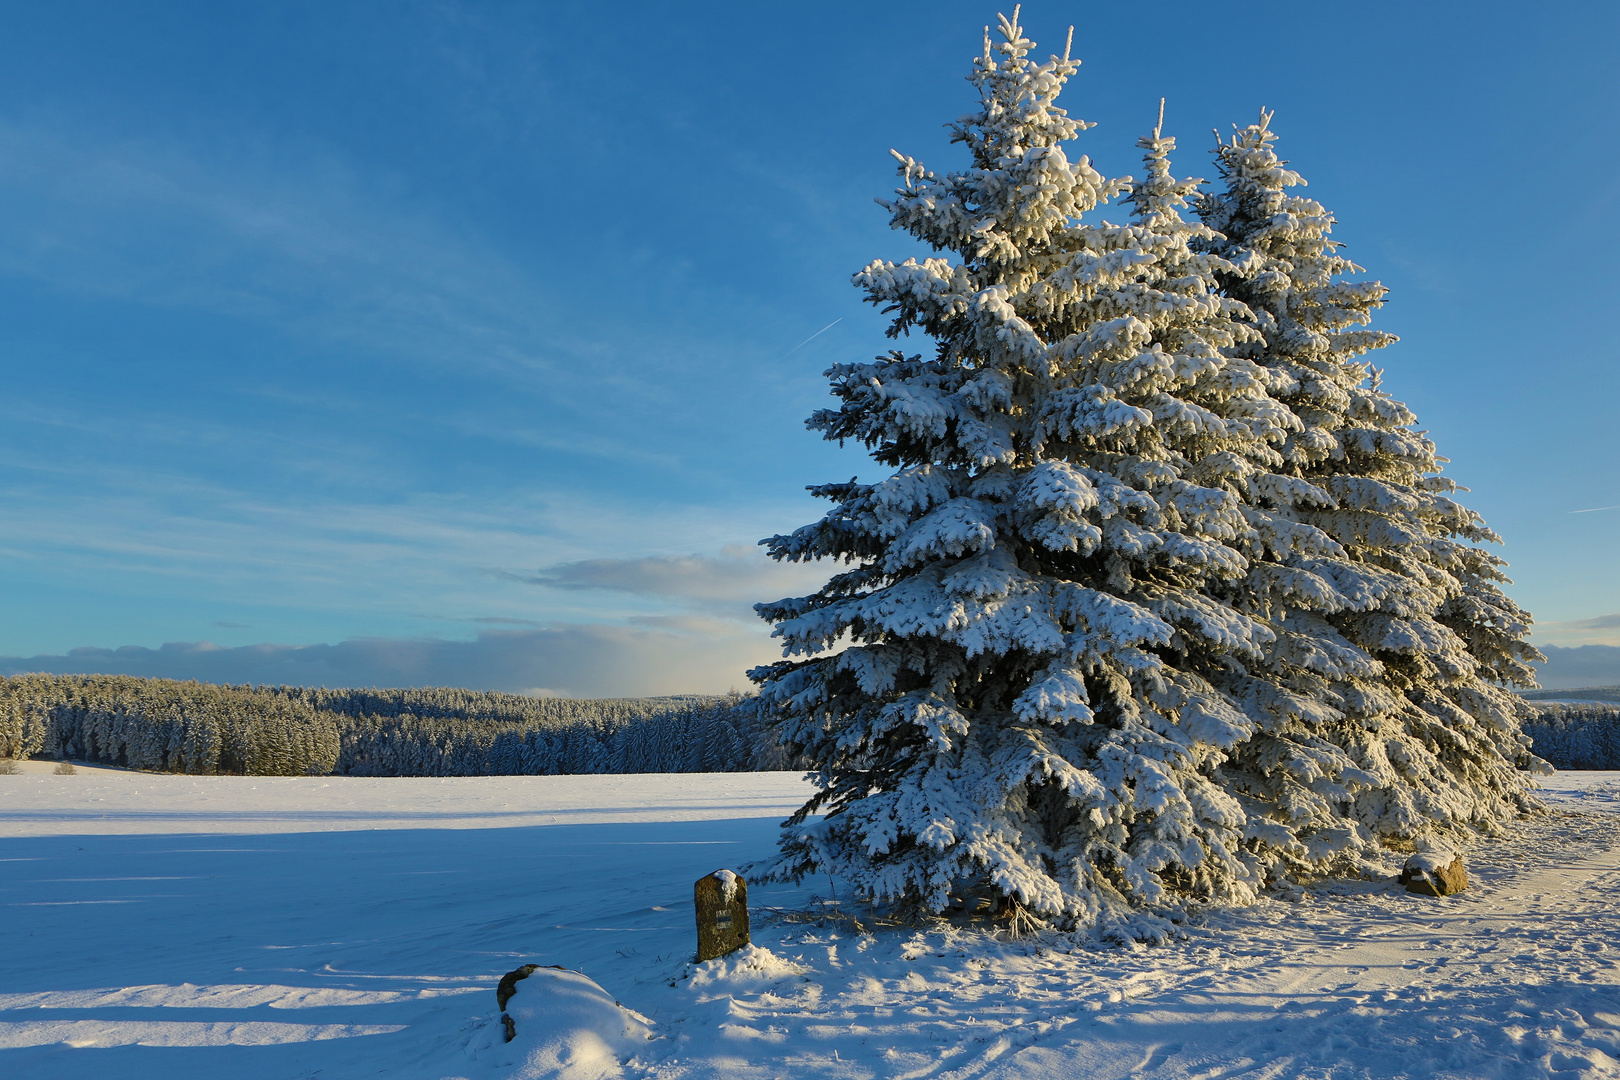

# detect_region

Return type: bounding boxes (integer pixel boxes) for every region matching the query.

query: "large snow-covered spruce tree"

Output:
[752,13,1540,927]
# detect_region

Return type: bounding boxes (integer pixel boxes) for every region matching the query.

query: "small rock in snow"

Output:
[473,965,654,1078]
[1400,852,1467,896]
[497,963,547,1013]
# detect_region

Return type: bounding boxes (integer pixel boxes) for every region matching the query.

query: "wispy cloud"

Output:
[0,112,825,454]
[513,546,830,621]
[0,119,576,387]
[0,453,822,653]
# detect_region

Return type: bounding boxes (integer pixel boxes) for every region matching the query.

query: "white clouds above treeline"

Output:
[0,549,834,696]
[510,546,830,619]
[0,623,776,699]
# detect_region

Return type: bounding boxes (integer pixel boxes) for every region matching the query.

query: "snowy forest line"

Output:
[0,674,796,777]
[0,673,1614,776]
[1520,704,1620,771]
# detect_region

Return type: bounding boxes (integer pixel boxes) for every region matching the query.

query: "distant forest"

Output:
[1,673,1615,776]
[0,674,799,777]
[1520,703,1620,770]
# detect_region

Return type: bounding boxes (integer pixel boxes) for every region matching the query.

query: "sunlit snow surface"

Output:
[2,769,1617,1079]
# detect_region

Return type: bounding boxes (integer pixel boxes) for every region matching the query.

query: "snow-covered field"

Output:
[2,768,1618,1079]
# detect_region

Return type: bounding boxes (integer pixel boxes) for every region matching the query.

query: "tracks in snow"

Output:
[643,806,1620,1080]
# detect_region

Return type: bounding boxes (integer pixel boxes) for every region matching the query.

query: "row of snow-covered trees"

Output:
[0,675,791,776]
[751,11,1545,928]
[1520,705,1620,770]
[290,687,797,776]
[1,673,1598,779]
[0,674,341,775]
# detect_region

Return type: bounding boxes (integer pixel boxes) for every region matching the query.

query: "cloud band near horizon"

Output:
[4,634,1619,698]
[0,621,780,699]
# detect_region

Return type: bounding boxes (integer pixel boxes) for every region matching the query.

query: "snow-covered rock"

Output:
[461,966,654,1080]
[1401,852,1468,896]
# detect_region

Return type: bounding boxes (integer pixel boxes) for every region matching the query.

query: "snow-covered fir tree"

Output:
[1196,113,1545,871]
[755,12,1305,925]
[752,14,1543,929]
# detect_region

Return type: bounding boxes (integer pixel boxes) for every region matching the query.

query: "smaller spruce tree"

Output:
[1196,112,1545,868]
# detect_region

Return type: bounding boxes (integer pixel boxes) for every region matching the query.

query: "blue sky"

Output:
[0,0,1616,694]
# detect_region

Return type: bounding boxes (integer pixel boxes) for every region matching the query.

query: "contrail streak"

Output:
[1571,506,1620,514]
[783,318,842,357]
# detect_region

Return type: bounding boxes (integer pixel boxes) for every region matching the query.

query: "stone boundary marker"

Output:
[694,869,749,962]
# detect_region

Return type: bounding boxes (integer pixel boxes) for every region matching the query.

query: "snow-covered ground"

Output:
[2,768,1617,1079]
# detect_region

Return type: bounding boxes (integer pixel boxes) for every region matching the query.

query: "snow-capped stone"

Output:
[694,869,750,962]
[476,965,654,1079]
[1401,852,1468,896]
